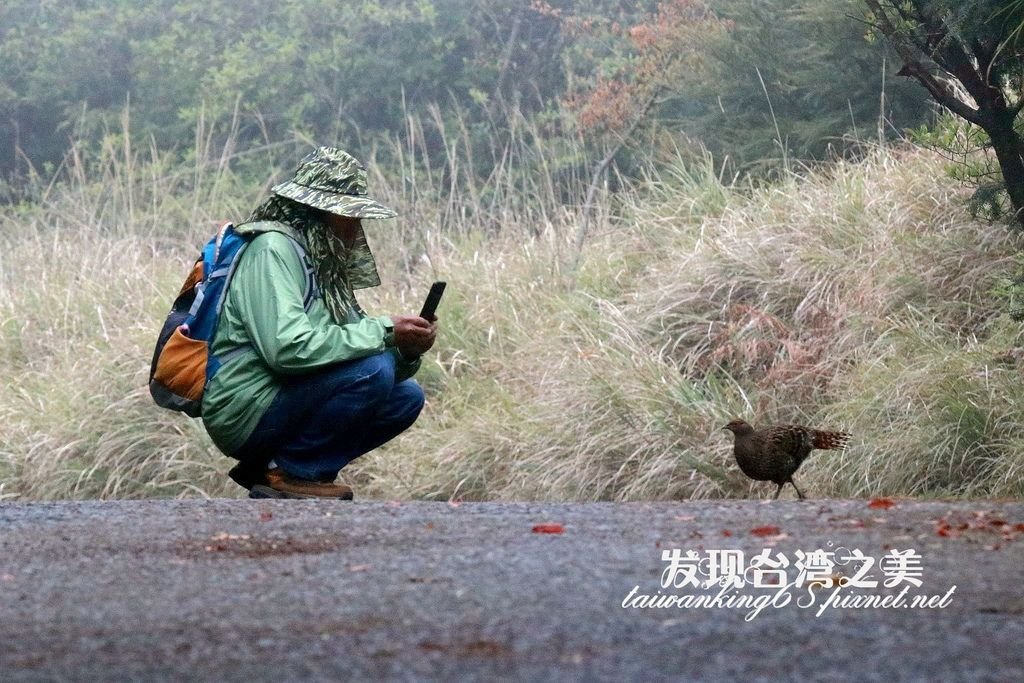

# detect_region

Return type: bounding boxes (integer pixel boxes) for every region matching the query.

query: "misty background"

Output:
[0,0,930,190]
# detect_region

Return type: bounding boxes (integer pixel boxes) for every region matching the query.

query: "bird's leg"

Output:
[773,483,783,499]
[789,479,805,500]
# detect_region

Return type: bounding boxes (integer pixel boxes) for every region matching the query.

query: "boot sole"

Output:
[249,485,353,500]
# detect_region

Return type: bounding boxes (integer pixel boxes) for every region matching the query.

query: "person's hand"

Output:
[391,314,438,358]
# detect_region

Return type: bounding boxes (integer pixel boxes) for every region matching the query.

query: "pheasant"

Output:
[722,419,850,499]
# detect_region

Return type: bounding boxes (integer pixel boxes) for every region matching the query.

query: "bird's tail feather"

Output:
[812,430,850,451]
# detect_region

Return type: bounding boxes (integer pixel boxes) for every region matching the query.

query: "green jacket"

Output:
[201,221,420,455]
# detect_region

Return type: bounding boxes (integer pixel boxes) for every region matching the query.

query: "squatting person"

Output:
[201,147,437,499]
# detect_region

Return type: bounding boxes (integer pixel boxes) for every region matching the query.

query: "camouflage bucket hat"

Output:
[271,147,398,219]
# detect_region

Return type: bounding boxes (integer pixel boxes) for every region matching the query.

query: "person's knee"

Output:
[347,352,396,403]
[392,380,425,423]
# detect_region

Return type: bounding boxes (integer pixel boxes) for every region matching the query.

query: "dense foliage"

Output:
[1,0,930,187]
[865,0,1024,226]
[557,0,930,171]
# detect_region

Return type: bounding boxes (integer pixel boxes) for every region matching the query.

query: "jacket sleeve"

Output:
[230,233,391,374]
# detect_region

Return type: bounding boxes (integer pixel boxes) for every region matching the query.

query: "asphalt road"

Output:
[1,499,1022,682]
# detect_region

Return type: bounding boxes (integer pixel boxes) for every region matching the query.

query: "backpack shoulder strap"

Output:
[213,228,317,315]
[208,229,318,372]
[214,225,249,318]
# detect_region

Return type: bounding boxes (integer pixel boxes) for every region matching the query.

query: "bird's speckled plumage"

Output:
[722,419,850,499]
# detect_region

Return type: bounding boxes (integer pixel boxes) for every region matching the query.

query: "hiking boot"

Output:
[249,468,354,500]
[228,461,269,491]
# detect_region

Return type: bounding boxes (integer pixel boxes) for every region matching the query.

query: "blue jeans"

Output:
[234,352,424,481]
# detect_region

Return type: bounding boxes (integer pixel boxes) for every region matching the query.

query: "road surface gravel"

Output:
[1,498,1022,681]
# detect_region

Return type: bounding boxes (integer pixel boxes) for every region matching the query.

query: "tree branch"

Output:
[900,60,986,126]
[930,38,992,109]
[570,87,662,275]
[892,2,935,55]
[865,0,985,127]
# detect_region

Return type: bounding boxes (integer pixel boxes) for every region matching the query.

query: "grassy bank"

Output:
[1,138,1022,501]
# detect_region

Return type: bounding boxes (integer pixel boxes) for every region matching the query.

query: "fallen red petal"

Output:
[722,529,733,537]
[868,498,896,510]
[750,525,781,537]
[259,511,273,522]
[532,523,565,534]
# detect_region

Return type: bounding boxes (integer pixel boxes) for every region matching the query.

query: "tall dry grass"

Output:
[357,143,1024,502]
[621,147,1024,499]
[1,123,1022,501]
[0,132,266,500]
